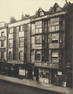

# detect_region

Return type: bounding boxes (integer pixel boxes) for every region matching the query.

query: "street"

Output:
[0,80,61,94]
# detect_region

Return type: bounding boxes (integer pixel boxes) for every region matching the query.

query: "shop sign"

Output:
[19,69,26,76]
[58,71,62,75]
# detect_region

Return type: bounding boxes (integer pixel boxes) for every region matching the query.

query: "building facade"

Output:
[0,2,72,87]
[30,3,73,87]
[0,22,7,61]
[7,18,31,76]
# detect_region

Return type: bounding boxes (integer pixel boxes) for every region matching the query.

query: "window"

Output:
[31,23,35,35]
[1,40,4,47]
[19,25,25,32]
[19,26,21,31]
[9,28,14,34]
[35,28,42,34]
[52,40,58,43]
[9,39,13,48]
[51,50,59,63]
[1,32,4,36]
[13,27,16,31]
[1,52,4,59]
[35,21,42,34]
[52,33,59,40]
[52,50,59,57]
[48,33,59,43]
[49,25,59,32]
[40,11,44,16]
[23,24,28,31]
[50,17,59,25]
[16,26,19,31]
[52,57,59,63]
[35,50,41,61]
[8,51,12,60]
[35,21,42,28]
[49,17,60,32]
[21,26,23,31]
[19,51,24,61]
[19,37,24,47]
[35,35,42,44]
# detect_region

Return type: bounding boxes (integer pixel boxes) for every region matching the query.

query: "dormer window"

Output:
[49,3,62,13]
[39,9,44,16]
[36,8,45,17]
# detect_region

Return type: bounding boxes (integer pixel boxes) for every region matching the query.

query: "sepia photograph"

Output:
[0,0,73,94]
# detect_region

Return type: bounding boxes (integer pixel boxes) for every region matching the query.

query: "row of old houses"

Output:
[0,2,73,87]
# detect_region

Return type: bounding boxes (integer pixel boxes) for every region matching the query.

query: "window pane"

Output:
[1,32,4,36]
[50,17,59,25]
[52,57,59,63]
[35,28,42,34]
[52,33,59,40]
[35,50,41,61]
[35,35,42,44]
[19,37,24,47]
[9,28,14,33]
[35,21,42,28]
[8,51,12,60]
[9,39,13,48]
[19,51,24,61]
[1,40,4,47]
[55,25,59,31]
[52,51,59,57]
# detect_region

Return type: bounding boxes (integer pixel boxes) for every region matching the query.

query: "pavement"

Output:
[0,75,73,94]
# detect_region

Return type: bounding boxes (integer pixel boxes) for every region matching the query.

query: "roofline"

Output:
[31,11,66,22]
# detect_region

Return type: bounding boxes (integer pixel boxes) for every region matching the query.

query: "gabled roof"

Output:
[63,2,73,11]
[48,3,62,14]
[35,8,45,17]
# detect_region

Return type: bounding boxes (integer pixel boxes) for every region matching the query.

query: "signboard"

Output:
[58,71,62,75]
[19,69,27,76]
